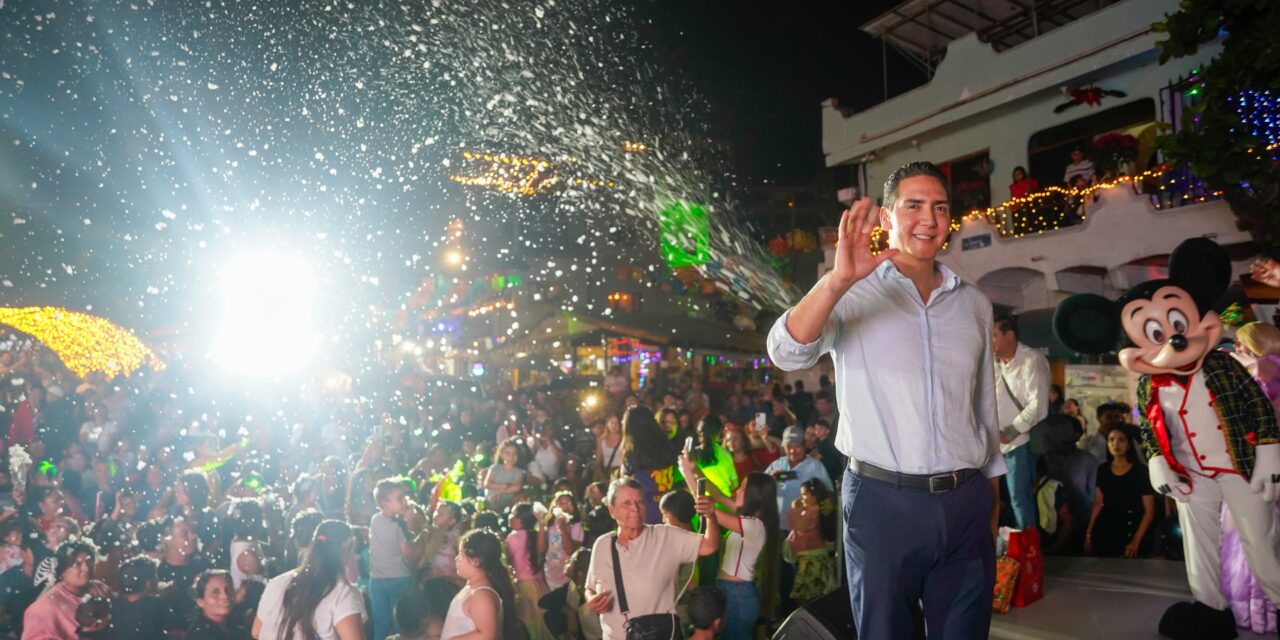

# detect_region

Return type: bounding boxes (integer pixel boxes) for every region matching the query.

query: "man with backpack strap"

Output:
[993,315,1052,531]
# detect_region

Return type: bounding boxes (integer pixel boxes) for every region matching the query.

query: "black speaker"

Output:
[772,589,856,639]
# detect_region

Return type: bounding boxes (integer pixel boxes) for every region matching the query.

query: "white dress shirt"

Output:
[995,342,1051,455]
[768,261,1007,478]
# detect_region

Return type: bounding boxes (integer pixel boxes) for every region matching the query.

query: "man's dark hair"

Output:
[658,490,695,526]
[54,538,99,582]
[471,510,501,532]
[135,518,166,554]
[290,508,325,546]
[118,555,159,595]
[1096,401,1126,421]
[883,161,951,209]
[688,586,727,630]
[191,569,231,600]
[393,587,432,635]
[994,315,1019,340]
[794,380,805,392]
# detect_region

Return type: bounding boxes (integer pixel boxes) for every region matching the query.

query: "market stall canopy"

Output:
[0,306,165,377]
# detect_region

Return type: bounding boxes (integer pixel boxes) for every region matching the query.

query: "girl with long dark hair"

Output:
[618,405,678,523]
[507,502,552,640]
[681,464,780,640]
[441,528,521,640]
[1086,428,1156,558]
[252,520,366,640]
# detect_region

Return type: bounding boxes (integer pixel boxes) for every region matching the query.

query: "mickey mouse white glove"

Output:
[1149,456,1191,503]
[1250,443,1280,503]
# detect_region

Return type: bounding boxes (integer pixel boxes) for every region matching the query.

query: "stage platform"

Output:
[991,556,1272,639]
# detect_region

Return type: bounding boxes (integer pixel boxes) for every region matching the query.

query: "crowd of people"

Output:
[3,299,1274,639]
[0,339,846,640]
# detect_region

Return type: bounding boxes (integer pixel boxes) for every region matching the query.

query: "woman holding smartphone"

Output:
[680,458,780,640]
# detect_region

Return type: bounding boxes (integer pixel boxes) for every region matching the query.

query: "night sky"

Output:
[0,0,925,356]
[646,0,925,182]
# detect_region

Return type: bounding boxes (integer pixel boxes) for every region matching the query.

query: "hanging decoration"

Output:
[0,307,165,377]
[1090,133,1140,178]
[1054,85,1128,113]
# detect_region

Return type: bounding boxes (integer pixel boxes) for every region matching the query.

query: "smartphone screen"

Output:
[755,412,766,428]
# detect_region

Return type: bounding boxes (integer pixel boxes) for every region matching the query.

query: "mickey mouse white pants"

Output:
[1177,473,1280,609]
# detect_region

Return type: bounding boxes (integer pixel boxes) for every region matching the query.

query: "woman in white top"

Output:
[683,468,780,640]
[441,528,521,640]
[253,520,366,640]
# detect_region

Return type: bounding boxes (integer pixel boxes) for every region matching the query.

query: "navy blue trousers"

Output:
[842,467,996,640]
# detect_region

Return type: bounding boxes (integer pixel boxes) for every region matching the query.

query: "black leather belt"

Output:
[850,459,980,493]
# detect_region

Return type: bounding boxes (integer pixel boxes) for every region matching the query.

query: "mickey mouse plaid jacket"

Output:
[1136,350,1280,480]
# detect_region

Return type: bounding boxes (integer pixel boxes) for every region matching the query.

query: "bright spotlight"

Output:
[445,249,464,266]
[211,252,320,377]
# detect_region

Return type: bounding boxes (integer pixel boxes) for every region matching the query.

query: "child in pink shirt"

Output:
[506,503,553,640]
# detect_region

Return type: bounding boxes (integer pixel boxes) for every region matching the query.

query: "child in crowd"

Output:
[74,595,112,639]
[787,479,838,604]
[371,478,414,640]
[389,592,431,640]
[687,586,727,640]
[110,555,180,637]
[0,519,22,573]
[659,490,698,625]
[507,502,552,640]
[471,510,501,533]
[443,528,521,639]
[564,548,602,640]
[388,577,460,640]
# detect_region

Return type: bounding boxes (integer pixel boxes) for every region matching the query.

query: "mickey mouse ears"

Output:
[1053,294,1119,355]
[1051,237,1232,355]
[1168,237,1231,312]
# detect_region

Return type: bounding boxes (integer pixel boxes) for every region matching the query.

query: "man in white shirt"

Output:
[992,315,1051,531]
[767,162,1005,640]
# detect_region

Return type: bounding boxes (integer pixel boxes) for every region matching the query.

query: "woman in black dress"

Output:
[1085,428,1156,557]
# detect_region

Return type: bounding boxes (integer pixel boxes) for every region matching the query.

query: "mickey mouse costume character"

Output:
[1054,238,1280,640]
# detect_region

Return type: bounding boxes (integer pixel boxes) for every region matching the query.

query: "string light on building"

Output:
[1232,89,1280,152]
[449,150,617,196]
[0,306,165,377]
[466,300,515,318]
[622,140,648,153]
[863,165,1205,254]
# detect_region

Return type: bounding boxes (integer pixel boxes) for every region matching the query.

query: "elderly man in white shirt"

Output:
[584,475,719,640]
[992,315,1051,531]
[767,161,1005,640]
